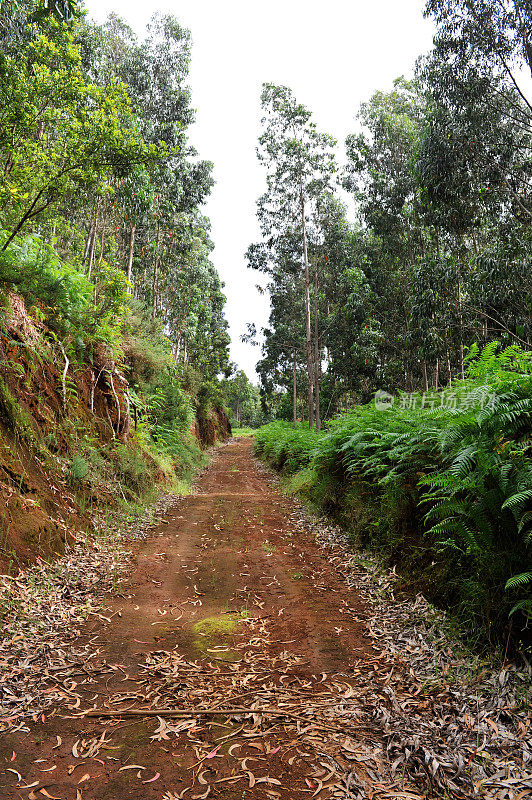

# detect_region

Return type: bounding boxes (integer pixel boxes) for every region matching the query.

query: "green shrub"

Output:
[0,232,129,354]
[113,442,153,496]
[232,426,256,437]
[122,301,172,387]
[254,421,319,472]
[69,454,89,483]
[0,231,92,334]
[255,344,532,648]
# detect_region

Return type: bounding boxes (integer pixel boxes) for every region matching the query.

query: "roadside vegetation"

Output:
[249,1,532,654]
[0,0,231,570]
[255,344,532,651]
[231,426,256,438]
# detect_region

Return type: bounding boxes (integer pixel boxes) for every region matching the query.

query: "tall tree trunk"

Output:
[292,349,297,428]
[98,210,107,266]
[299,183,314,428]
[126,223,136,292]
[458,275,465,380]
[422,359,428,393]
[87,215,98,280]
[83,203,97,269]
[313,261,321,430]
[433,358,439,390]
[151,223,161,321]
[82,224,92,266]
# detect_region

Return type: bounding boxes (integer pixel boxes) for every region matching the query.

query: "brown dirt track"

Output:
[0,439,391,800]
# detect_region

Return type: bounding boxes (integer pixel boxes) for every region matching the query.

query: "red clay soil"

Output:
[0,439,379,800]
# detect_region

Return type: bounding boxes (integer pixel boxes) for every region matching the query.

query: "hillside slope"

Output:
[0,292,230,571]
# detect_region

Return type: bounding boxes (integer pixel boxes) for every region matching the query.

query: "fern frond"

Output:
[505,572,532,590]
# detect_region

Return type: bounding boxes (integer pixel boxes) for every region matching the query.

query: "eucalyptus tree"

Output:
[223,370,262,427]
[309,195,379,404]
[249,83,337,428]
[78,12,213,324]
[261,257,307,426]
[424,0,532,221]
[0,13,150,252]
[0,0,78,49]
[419,0,532,352]
[344,79,440,387]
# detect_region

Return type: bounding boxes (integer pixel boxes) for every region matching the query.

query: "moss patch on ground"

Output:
[192,613,239,638]
[191,613,242,660]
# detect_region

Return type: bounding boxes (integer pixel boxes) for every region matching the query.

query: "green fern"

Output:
[505,572,532,590]
[255,342,532,643]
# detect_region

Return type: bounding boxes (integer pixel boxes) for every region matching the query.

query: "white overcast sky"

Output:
[85,0,435,379]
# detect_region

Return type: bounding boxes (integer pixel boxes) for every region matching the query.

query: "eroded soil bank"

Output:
[0,439,530,799]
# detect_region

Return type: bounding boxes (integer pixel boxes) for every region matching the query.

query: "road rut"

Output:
[1,438,382,800]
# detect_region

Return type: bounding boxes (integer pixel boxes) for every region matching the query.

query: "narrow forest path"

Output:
[0,438,395,800]
[7,438,514,800]
[2,439,529,800]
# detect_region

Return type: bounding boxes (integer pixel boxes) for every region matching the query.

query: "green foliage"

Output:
[223,370,263,428]
[0,232,92,331]
[0,15,150,248]
[231,426,256,438]
[255,344,532,648]
[0,3,230,554]
[0,231,133,360]
[32,1,78,24]
[254,421,319,473]
[112,441,153,496]
[0,377,35,441]
[69,453,89,483]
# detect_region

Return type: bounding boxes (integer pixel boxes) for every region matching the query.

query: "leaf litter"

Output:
[255,458,532,798]
[0,493,177,728]
[1,444,530,799]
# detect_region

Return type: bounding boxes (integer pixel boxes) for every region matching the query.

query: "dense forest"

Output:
[248,0,532,648]
[0,2,531,798]
[0,0,234,567]
[248,4,531,423]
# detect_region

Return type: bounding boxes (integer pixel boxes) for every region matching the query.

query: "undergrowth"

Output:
[0,236,216,573]
[255,343,532,651]
[231,426,256,437]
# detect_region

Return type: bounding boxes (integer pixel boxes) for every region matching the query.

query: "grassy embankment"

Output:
[255,344,532,651]
[0,232,229,573]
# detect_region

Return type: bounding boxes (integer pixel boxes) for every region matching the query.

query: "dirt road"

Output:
[0,439,387,800]
[2,437,529,800]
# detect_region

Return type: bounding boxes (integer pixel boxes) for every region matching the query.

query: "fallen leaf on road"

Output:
[143,772,160,783]
[118,764,146,771]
